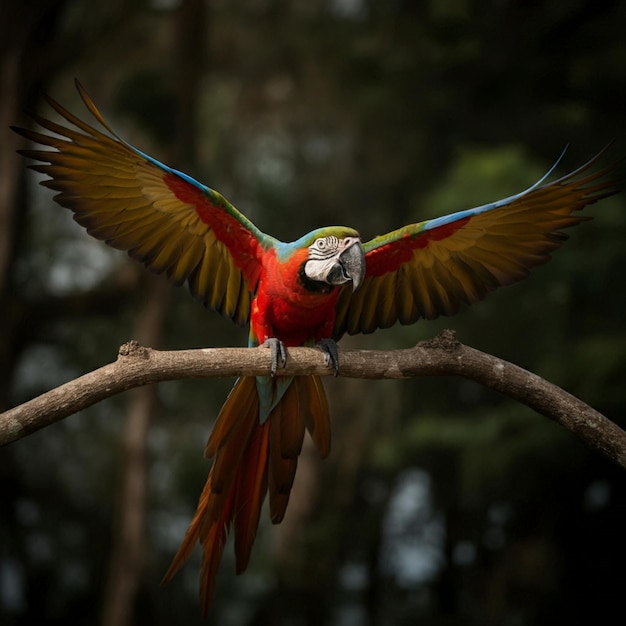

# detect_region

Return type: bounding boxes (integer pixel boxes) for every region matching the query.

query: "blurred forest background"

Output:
[1,1,626,625]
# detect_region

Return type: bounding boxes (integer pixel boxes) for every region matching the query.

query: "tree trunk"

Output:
[100,1,206,622]
[101,275,171,626]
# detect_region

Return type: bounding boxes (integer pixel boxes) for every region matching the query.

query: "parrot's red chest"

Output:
[250,248,339,346]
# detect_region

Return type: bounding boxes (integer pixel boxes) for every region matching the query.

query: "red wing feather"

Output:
[333,149,619,338]
[13,81,276,325]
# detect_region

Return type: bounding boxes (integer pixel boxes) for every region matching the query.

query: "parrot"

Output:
[12,80,619,614]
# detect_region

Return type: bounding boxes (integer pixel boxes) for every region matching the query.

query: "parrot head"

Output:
[291,227,365,293]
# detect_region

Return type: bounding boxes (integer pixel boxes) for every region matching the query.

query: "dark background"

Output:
[1,1,625,624]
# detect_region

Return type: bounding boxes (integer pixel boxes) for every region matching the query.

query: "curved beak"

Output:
[336,237,365,291]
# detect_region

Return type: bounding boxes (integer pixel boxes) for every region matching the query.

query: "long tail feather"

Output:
[233,421,270,573]
[198,488,236,615]
[204,377,257,458]
[161,376,262,612]
[300,376,331,458]
[268,381,302,523]
[162,373,331,614]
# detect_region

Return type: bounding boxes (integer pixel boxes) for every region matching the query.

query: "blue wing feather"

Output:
[423,146,569,231]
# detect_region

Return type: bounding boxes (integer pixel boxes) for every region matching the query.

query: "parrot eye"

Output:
[311,236,338,257]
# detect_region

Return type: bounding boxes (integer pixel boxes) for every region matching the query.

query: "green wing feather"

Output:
[333,149,620,339]
[13,80,277,326]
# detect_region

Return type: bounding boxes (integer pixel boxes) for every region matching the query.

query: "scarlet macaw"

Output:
[13,81,618,613]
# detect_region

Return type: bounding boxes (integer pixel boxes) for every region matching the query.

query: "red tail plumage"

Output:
[162,374,330,613]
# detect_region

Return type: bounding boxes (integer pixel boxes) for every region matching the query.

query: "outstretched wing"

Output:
[333,149,620,338]
[13,80,276,326]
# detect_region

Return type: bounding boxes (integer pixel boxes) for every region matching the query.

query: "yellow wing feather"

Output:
[333,149,619,338]
[14,81,276,325]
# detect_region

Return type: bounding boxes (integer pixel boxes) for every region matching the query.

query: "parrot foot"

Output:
[261,338,288,376]
[317,338,339,376]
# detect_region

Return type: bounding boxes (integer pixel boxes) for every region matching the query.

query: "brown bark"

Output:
[2,330,625,470]
[100,276,171,626]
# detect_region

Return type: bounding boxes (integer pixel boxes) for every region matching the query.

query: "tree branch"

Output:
[2,330,625,469]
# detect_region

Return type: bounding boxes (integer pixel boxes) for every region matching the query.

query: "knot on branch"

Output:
[118,340,150,360]
[418,329,460,352]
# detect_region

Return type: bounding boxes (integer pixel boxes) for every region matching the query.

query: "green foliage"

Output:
[2,1,626,625]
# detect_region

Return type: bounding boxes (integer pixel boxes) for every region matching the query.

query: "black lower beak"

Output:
[338,241,365,291]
